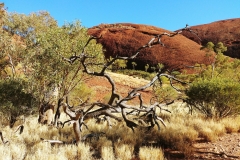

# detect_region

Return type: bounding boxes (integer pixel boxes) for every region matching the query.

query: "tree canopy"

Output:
[0,7,104,125]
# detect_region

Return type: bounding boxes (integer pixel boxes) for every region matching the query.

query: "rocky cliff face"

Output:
[178,18,240,58]
[88,23,213,72]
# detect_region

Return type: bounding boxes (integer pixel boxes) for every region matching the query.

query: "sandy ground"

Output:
[191,133,240,159]
[84,72,153,105]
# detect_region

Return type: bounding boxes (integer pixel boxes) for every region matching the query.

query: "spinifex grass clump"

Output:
[1,110,240,159]
[139,146,165,160]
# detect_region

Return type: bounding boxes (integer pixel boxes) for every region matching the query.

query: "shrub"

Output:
[69,82,94,105]
[185,78,240,118]
[152,85,180,104]
[0,79,37,127]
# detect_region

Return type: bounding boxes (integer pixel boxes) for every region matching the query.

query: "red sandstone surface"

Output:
[88,23,214,72]
[179,18,240,58]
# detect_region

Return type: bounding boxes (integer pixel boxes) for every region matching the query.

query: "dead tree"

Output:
[0,131,8,144]
[38,102,54,125]
[15,125,24,134]
[121,107,138,132]
[61,102,84,143]
[57,25,198,141]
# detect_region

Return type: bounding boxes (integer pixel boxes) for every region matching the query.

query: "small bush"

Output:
[152,85,180,104]
[185,78,240,118]
[70,82,94,104]
[0,79,37,127]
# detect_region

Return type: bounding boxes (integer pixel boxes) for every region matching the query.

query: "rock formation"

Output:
[178,18,240,58]
[88,23,213,72]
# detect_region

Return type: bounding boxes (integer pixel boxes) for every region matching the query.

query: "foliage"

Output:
[108,56,127,71]
[152,85,180,104]
[69,81,94,105]
[131,61,137,69]
[2,7,240,158]
[184,42,240,118]
[0,3,6,25]
[4,11,57,37]
[2,11,104,102]
[0,79,37,126]
[0,10,26,79]
[201,41,227,54]
[193,53,236,80]
[215,42,227,54]
[157,63,164,70]
[186,77,240,118]
[144,64,149,72]
[186,42,240,118]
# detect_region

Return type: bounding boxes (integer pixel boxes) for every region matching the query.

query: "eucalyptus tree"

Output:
[26,21,103,99]
[24,21,104,124]
[0,6,39,125]
[2,10,104,125]
[0,3,26,79]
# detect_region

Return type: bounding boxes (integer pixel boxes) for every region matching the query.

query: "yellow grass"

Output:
[114,143,134,160]
[139,146,165,160]
[101,146,115,160]
[1,103,240,159]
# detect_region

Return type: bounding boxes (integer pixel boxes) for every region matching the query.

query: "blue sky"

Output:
[2,0,240,31]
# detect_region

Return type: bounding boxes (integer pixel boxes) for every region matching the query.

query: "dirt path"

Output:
[191,133,240,160]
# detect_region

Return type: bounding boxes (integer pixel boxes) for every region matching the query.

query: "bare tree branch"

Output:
[15,125,24,134]
[57,25,198,140]
[0,132,9,144]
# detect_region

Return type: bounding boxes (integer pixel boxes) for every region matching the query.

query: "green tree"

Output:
[201,41,227,54]
[200,42,228,78]
[145,64,149,72]
[203,42,214,51]
[2,11,104,125]
[214,42,227,54]
[108,57,127,71]
[0,7,27,79]
[4,11,104,101]
[0,3,6,25]
[185,42,240,118]
[157,63,164,71]
[131,61,137,70]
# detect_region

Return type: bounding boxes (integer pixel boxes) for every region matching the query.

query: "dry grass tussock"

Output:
[139,146,165,160]
[1,103,240,159]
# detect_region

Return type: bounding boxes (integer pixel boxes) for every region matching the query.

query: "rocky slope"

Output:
[88,23,214,72]
[179,18,240,58]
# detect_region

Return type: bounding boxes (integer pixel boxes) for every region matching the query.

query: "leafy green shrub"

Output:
[0,79,37,127]
[152,85,180,104]
[69,82,94,105]
[185,78,240,118]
